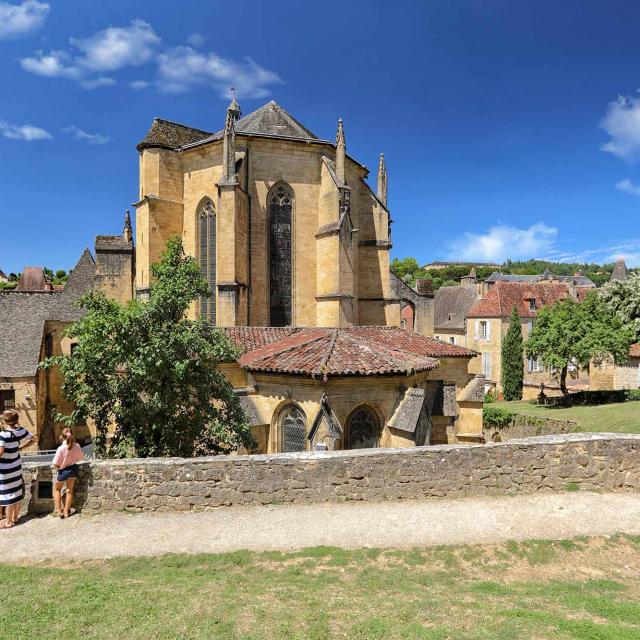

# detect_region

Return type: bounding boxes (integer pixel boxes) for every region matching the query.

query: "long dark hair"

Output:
[61,427,75,450]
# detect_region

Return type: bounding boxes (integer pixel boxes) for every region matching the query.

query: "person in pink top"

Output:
[52,428,84,519]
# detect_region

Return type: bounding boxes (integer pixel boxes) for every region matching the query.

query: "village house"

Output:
[465,280,591,397]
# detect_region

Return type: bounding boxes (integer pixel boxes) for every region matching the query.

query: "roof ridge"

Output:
[318,329,339,380]
[152,117,211,134]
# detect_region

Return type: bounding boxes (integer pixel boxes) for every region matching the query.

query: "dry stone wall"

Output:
[23,434,640,514]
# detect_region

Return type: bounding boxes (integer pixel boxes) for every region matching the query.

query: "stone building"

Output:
[590,344,640,391]
[465,281,591,395]
[0,220,134,448]
[432,270,480,346]
[135,99,398,328]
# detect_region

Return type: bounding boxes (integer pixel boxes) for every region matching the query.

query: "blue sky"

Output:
[1,0,640,274]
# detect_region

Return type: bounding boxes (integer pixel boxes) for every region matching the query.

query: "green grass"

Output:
[2,536,640,639]
[500,399,640,433]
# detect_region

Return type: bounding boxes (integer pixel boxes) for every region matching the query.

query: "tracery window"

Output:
[198,199,216,323]
[279,404,306,452]
[346,406,380,449]
[268,182,294,326]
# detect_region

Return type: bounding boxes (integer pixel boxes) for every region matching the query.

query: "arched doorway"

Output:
[346,406,381,449]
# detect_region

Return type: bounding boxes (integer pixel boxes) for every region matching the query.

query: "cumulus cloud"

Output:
[600,95,640,162]
[0,0,48,40]
[63,125,110,145]
[20,19,160,88]
[615,178,640,196]
[156,46,283,97]
[129,79,149,90]
[0,118,51,140]
[447,223,558,263]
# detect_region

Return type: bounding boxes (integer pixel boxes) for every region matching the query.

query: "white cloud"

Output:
[447,223,558,263]
[0,118,51,140]
[63,125,110,145]
[129,79,149,90]
[186,32,204,47]
[20,19,160,88]
[600,95,640,162]
[156,46,283,98]
[615,178,640,196]
[0,0,48,40]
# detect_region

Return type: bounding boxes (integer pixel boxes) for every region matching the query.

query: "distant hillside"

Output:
[391,257,631,291]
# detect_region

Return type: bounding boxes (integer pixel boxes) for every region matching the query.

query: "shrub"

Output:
[484,393,496,403]
[483,405,516,429]
[626,389,640,401]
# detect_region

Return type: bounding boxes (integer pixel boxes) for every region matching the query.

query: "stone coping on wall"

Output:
[22,433,640,515]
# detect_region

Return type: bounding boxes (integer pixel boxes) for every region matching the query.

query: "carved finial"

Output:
[123,210,133,244]
[335,118,346,184]
[377,152,387,207]
[227,87,241,120]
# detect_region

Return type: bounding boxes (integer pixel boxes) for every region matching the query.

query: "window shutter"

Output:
[486,320,492,341]
[474,321,479,341]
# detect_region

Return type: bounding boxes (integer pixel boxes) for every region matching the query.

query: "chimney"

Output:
[460,267,477,288]
[415,278,434,296]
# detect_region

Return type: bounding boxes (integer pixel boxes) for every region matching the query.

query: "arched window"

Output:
[279,404,306,452]
[198,199,216,323]
[346,406,380,449]
[268,182,294,326]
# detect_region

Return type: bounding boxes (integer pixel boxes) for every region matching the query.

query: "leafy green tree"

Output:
[600,273,640,342]
[526,293,632,395]
[391,257,427,286]
[501,306,524,401]
[42,237,253,458]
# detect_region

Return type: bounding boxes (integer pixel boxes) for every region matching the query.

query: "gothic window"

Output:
[268,182,294,326]
[346,406,380,449]
[279,404,306,452]
[198,200,216,323]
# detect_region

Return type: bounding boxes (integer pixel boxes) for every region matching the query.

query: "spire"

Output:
[377,152,387,207]
[335,117,346,184]
[222,89,241,183]
[123,210,133,244]
[610,258,628,282]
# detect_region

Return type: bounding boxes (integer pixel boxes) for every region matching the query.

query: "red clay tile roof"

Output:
[630,343,640,358]
[467,282,593,318]
[222,326,475,378]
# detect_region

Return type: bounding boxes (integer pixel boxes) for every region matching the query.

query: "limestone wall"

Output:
[23,434,640,514]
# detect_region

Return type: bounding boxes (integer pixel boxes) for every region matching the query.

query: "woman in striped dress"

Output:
[0,409,34,529]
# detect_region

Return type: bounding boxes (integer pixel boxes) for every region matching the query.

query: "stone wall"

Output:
[484,414,577,442]
[23,434,640,514]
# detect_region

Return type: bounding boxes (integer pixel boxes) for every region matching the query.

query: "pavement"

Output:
[5,492,640,563]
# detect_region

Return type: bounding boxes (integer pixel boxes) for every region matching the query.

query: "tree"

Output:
[526,292,632,396]
[390,257,426,286]
[42,236,254,458]
[501,306,524,400]
[600,273,640,342]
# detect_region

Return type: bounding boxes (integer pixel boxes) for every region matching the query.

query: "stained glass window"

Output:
[198,200,216,323]
[279,404,306,452]
[269,182,293,326]
[347,407,380,449]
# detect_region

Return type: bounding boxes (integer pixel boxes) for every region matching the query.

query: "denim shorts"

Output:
[57,464,79,482]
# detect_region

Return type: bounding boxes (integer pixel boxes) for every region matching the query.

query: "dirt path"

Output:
[5,492,640,563]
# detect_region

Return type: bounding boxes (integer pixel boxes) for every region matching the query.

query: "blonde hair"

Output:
[60,427,75,450]
[2,409,19,427]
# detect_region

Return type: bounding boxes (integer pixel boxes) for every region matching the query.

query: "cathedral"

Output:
[134,98,396,328]
[0,99,485,454]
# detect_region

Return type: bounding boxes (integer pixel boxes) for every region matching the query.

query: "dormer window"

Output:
[528,298,537,311]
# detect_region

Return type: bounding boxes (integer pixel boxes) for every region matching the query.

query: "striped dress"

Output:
[0,426,32,506]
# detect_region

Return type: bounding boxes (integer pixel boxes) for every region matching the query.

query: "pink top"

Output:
[52,442,84,469]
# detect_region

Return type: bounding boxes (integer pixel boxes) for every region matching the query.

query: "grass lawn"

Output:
[2,536,640,639]
[500,400,640,434]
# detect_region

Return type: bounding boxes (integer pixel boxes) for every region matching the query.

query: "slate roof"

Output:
[388,387,425,433]
[485,271,596,287]
[467,282,591,318]
[138,101,321,153]
[0,250,95,378]
[221,326,475,379]
[95,236,133,251]
[434,286,478,330]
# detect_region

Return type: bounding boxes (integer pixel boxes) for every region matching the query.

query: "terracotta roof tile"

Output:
[222,326,475,378]
[467,282,589,318]
[630,343,640,358]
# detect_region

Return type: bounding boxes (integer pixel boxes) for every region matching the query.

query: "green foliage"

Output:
[502,306,524,401]
[483,405,516,428]
[526,292,633,394]
[41,236,254,459]
[626,389,640,401]
[483,393,496,403]
[600,272,640,342]
[0,281,17,290]
[390,257,427,286]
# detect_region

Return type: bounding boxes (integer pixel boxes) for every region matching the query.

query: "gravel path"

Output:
[5,492,640,563]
